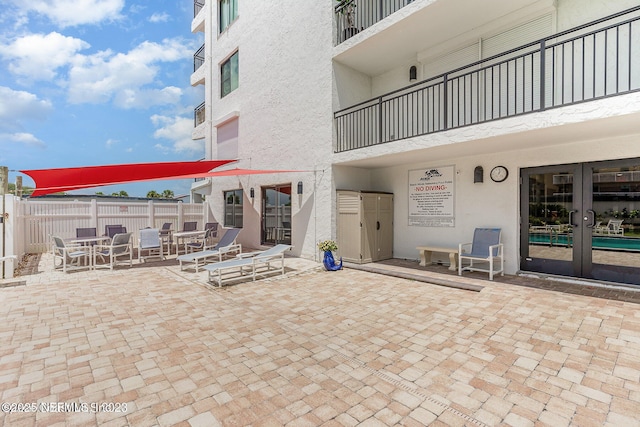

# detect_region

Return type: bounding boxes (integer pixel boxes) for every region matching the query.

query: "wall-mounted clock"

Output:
[490,166,509,182]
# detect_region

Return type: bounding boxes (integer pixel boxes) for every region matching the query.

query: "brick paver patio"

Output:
[0,254,639,426]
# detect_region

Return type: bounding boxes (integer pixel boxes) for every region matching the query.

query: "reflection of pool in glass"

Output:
[529,233,640,251]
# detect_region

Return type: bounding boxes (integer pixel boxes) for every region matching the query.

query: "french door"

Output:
[521,159,640,285]
[261,185,292,245]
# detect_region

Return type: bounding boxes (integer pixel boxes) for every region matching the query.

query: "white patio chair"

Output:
[177,228,242,272]
[94,232,133,270]
[458,228,504,280]
[52,236,92,273]
[138,228,164,262]
[203,244,292,287]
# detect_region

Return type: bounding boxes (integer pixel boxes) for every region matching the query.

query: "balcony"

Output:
[335,0,413,45]
[194,102,205,127]
[193,44,204,72]
[334,6,640,153]
[194,0,204,18]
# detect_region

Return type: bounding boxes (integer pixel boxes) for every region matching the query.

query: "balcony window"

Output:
[194,102,205,127]
[219,0,238,33]
[221,51,239,98]
[224,189,243,228]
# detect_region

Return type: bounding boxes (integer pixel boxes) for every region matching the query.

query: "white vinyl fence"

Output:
[16,198,209,254]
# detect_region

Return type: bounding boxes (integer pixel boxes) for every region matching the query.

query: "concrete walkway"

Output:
[0,254,639,426]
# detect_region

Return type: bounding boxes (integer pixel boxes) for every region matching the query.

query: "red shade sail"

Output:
[21,160,236,197]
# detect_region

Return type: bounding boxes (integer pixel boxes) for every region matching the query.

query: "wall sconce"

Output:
[249,187,255,198]
[297,181,303,195]
[409,65,417,81]
[474,166,484,183]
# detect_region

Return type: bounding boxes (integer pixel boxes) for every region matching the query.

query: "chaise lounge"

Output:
[176,228,242,272]
[203,244,292,287]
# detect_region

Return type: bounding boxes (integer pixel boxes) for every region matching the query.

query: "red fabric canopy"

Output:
[198,168,303,178]
[21,160,236,197]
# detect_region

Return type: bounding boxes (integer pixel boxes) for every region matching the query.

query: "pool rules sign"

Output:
[408,166,455,227]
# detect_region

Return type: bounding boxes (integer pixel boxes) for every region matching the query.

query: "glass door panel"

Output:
[521,164,581,277]
[588,162,640,284]
[261,185,292,245]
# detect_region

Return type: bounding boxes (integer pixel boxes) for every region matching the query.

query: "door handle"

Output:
[585,209,596,228]
[569,209,578,227]
[376,221,380,230]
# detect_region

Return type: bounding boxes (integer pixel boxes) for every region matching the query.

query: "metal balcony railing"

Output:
[335,0,414,44]
[194,0,205,18]
[194,44,204,72]
[194,102,205,127]
[334,6,640,153]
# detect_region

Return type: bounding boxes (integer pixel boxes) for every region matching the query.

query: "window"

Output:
[224,189,243,228]
[219,0,238,33]
[221,51,239,97]
[217,118,238,159]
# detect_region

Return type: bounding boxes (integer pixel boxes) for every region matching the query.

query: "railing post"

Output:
[378,96,383,145]
[539,40,546,111]
[443,74,449,131]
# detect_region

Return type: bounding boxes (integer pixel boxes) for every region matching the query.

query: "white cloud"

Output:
[9,0,125,28]
[0,32,89,81]
[0,86,53,130]
[105,138,118,148]
[149,12,170,23]
[151,114,203,154]
[67,38,191,108]
[0,132,46,148]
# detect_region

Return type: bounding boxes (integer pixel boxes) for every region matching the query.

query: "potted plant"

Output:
[336,0,358,40]
[318,240,343,271]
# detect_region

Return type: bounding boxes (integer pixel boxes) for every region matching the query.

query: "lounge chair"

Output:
[203,244,292,287]
[595,219,624,236]
[458,228,504,280]
[176,228,242,272]
[138,228,164,262]
[52,236,92,273]
[94,232,133,270]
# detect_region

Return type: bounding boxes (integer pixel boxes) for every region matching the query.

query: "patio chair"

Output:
[185,227,216,254]
[76,227,98,245]
[204,222,219,239]
[159,222,173,254]
[138,228,164,262]
[203,244,292,287]
[105,225,127,239]
[177,228,242,272]
[458,228,504,280]
[52,236,92,273]
[182,221,198,232]
[94,232,133,270]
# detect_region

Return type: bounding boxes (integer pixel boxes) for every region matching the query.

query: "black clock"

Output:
[490,166,509,182]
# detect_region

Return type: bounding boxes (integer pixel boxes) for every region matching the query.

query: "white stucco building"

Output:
[190,0,640,286]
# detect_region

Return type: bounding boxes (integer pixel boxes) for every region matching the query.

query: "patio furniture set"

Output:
[51,222,292,287]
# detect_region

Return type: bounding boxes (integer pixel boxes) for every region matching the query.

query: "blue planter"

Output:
[323,251,343,271]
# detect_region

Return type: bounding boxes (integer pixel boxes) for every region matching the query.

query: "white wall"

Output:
[202,0,335,260]
[366,127,640,274]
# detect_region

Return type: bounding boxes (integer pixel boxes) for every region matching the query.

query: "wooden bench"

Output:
[416,246,459,271]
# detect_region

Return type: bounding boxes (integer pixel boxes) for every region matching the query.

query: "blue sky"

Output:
[0,0,206,197]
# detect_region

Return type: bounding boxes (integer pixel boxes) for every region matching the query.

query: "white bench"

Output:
[416,246,458,271]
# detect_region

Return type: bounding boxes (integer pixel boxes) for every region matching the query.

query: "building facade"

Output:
[190,0,640,285]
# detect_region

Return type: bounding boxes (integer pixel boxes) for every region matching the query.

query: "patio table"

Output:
[172,230,206,255]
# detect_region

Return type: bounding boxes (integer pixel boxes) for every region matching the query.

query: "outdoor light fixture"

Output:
[409,65,417,81]
[474,166,484,183]
[250,187,255,198]
[297,181,303,195]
